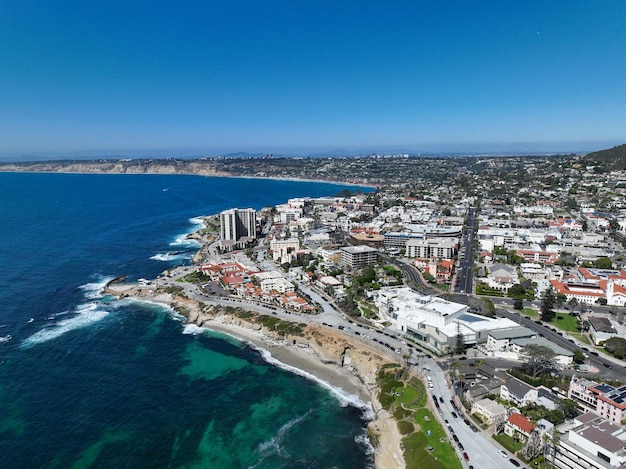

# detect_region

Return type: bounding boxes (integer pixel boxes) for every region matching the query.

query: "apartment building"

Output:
[220,208,257,249]
[340,245,378,268]
[568,376,626,425]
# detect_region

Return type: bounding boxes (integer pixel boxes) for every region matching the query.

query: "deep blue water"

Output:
[0,173,373,468]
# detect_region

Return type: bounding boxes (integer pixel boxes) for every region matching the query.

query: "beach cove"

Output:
[105,257,407,469]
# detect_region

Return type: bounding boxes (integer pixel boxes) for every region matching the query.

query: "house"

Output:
[471,398,507,425]
[487,263,519,291]
[504,412,534,442]
[500,376,539,407]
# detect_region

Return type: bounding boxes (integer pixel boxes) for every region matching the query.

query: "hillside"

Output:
[584,143,626,170]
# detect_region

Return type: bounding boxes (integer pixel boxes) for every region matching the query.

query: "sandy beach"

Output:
[107,277,406,469]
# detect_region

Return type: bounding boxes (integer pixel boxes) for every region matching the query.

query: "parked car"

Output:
[463,452,469,461]
[510,459,520,467]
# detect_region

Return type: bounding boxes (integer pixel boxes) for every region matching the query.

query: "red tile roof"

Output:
[507,413,533,434]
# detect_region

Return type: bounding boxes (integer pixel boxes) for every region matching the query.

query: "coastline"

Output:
[0,164,378,189]
[106,277,405,469]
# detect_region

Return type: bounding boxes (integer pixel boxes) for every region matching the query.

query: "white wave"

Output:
[182,324,206,335]
[256,409,312,460]
[169,233,201,248]
[21,304,109,347]
[252,345,373,418]
[0,335,12,343]
[150,252,192,262]
[122,297,186,321]
[355,430,376,458]
[79,276,116,300]
[188,216,206,228]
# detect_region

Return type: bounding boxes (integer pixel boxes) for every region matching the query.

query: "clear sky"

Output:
[1,1,625,159]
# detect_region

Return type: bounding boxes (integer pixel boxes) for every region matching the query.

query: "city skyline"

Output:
[1,1,624,160]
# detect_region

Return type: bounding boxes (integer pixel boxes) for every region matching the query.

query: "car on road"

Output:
[451,411,458,418]
[439,397,444,403]
[604,363,612,368]
[510,459,520,467]
[499,450,508,458]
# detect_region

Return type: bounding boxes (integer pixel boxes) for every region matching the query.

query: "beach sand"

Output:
[107,279,406,469]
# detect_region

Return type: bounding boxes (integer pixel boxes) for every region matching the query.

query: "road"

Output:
[424,355,522,468]
[454,207,476,295]
[496,307,626,381]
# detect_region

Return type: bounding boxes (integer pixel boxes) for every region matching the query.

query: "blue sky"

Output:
[1,1,625,159]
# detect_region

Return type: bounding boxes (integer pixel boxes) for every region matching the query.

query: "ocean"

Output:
[0,172,374,468]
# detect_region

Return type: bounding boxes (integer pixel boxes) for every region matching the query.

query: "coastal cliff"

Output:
[105,282,405,468]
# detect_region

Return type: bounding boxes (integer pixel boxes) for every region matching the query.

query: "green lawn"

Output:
[402,408,461,469]
[551,313,579,332]
[570,332,591,344]
[520,307,538,318]
[493,433,523,453]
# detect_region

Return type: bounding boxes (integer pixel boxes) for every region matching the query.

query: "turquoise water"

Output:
[0,173,374,468]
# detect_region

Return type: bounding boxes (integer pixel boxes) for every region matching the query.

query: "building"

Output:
[220,208,257,249]
[588,317,618,345]
[568,376,626,425]
[500,376,539,407]
[552,412,626,469]
[504,412,534,442]
[374,286,518,352]
[340,245,378,268]
[471,397,507,425]
[269,237,300,263]
[405,237,457,259]
[487,327,537,351]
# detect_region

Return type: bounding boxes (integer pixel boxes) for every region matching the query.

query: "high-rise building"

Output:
[220,208,256,249]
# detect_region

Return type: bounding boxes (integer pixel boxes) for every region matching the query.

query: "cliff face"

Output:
[0,159,228,176]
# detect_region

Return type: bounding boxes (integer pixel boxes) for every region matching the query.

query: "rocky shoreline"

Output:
[104,278,405,468]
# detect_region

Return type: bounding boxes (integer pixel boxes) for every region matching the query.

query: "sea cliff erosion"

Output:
[104,277,406,469]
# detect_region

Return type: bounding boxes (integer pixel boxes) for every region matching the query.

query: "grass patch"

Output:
[520,307,538,318]
[571,332,591,344]
[493,433,523,453]
[375,368,461,469]
[551,313,579,332]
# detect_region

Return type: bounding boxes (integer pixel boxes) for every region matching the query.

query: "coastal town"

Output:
[81,145,626,469]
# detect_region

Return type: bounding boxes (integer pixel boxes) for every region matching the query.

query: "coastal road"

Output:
[496,307,626,381]
[424,356,522,468]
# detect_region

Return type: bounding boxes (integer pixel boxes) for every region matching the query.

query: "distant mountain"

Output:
[585,143,626,170]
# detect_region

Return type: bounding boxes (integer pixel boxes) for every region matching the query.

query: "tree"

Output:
[558,398,579,420]
[513,297,524,310]
[572,349,586,365]
[595,257,613,269]
[455,322,465,354]
[540,287,556,322]
[522,428,543,461]
[568,297,579,313]
[520,344,557,378]
[604,337,626,359]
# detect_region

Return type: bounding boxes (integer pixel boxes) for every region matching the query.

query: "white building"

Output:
[340,245,378,268]
[254,271,295,294]
[269,237,300,264]
[374,287,518,352]
[552,412,626,469]
[220,208,256,249]
[405,237,457,259]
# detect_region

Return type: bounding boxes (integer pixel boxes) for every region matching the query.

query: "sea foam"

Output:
[21,276,114,347]
[21,303,109,347]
